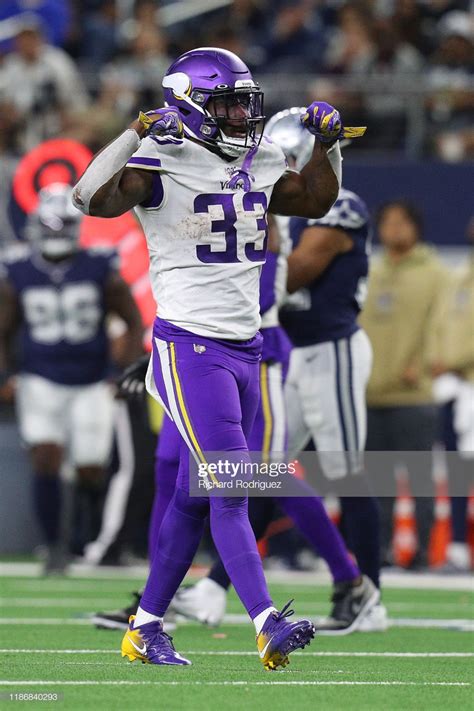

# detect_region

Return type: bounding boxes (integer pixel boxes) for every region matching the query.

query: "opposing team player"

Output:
[0,183,143,573]
[271,109,385,631]
[73,47,364,668]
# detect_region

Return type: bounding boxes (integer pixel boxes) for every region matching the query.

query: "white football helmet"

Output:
[265,107,313,170]
[27,183,82,259]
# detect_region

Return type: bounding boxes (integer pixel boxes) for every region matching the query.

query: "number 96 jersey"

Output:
[127,135,287,340]
[2,246,118,385]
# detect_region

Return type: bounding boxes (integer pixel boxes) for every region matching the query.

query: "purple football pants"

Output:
[148,354,359,591]
[140,319,273,619]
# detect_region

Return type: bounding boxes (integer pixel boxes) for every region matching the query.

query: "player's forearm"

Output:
[72,126,143,217]
[299,142,340,218]
[287,251,332,293]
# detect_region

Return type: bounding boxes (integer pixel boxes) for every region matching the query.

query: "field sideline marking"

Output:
[0,680,470,687]
[0,649,473,658]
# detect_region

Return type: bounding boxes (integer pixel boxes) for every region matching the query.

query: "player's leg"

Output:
[69,381,114,555]
[284,345,362,585]
[129,337,313,667]
[16,374,67,573]
[172,360,282,625]
[337,330,381,589]
[290,338,380,633]
[148,414,181,559]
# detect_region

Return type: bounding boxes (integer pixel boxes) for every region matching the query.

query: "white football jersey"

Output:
[127,135,287,340]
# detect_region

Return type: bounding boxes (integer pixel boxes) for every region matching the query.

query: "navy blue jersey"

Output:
[280,188,371,347]
[2,246,118,385]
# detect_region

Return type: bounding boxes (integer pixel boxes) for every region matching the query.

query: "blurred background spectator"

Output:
[360,200,450,569]
[0,14,89,151]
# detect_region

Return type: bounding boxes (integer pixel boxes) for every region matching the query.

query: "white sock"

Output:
[253,606,277,634]
[134,606,163,627]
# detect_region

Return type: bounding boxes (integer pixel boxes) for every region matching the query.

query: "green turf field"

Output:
[0,572,473,710]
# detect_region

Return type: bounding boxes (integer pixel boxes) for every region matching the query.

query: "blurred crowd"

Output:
[0,0,472,161]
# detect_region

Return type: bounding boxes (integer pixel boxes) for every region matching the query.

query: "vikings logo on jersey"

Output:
[221,165,255,192]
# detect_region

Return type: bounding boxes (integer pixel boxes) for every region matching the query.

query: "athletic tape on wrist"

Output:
[327,141,342,187]
[72,129,141,214]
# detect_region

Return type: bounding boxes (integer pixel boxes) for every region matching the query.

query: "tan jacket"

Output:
[360,244,449,407]
[438,258,474,383]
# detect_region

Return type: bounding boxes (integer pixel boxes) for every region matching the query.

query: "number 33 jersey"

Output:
[127,135,288,340]
[2,246,118,385]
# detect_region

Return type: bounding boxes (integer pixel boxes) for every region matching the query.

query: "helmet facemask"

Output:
[199,87,264,155]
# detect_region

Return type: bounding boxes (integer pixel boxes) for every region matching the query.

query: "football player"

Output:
[270,109,386,632]
[93,219,377,633]
[73,47,364,668]
[0,183,143,574]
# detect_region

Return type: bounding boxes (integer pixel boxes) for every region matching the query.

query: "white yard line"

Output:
[0,649,472,658]
[0,680,470,687]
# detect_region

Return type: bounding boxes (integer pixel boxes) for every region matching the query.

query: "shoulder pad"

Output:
[308,188,369,231]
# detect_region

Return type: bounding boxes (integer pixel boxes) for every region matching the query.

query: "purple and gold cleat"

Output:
[256,600,315,671]
[121,615,191,666]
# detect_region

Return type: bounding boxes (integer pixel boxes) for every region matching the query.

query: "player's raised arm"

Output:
[72,108,184,218]
[269,102,365,219]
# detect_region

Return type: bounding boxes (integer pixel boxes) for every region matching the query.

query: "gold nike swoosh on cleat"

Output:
[127,637,147,655]
[258,637,274,659]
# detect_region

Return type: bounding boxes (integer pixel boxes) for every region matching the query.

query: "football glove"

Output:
[301,101,366,143]
[116,354,149,399]
[138,107,184,138]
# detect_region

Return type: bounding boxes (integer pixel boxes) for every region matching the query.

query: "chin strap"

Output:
[227,142,259,191]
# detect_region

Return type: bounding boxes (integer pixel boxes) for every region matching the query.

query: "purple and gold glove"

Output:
[301,101,366,143]
[138,107,184,138]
